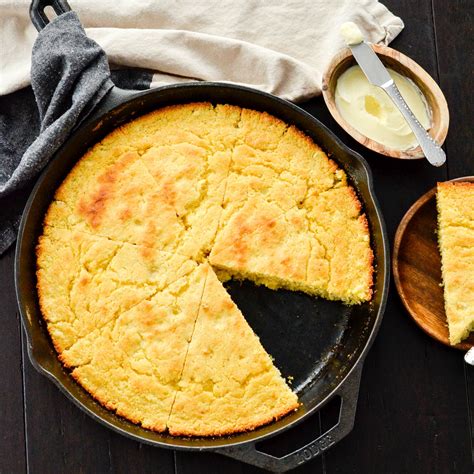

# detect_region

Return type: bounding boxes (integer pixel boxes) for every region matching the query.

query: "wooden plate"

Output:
[393,176,474,350]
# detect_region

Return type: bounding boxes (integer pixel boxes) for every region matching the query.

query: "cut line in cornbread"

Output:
[46,103,240,261]
[216,115,348,238]
[436,182,474,345]
[67,264,208,432]
[167,266,299,436]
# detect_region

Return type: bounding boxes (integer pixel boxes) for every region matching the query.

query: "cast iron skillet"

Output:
[17,1,389,471]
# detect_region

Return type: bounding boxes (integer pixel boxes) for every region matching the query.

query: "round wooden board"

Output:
[393,176,474,351]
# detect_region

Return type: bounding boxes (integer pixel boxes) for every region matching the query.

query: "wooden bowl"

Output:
[322,44,449,160]
[392,176,474,350]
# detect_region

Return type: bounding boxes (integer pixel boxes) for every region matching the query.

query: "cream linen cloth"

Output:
[0,0,404,101]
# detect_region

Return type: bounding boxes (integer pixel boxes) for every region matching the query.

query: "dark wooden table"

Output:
[1,1,473,473]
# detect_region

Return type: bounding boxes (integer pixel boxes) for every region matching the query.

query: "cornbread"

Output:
[436,182,474,345]
[36,226,198,358]
[211,187,372,304]
[45,103,236,261]
[37,102,374,436]
[70,264,208,432]
[168,267,299,436]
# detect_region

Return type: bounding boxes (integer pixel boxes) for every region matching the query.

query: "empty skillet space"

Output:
[225,280,351,392]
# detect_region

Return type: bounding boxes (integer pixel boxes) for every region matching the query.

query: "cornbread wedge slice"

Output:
[218,117,347,234]
[210,197,318,291]
[46,103,242,260]
[436,182,474,345]
[47,150,184,247]
[221,143,309,217]
[211,109,371,303]
[168,267,298,436]
[36,227,197,353]
[230,107,343,195]
[210,188,373,304]
[69,264,208,432]
[140,146,231,260]
[304,186,373,303]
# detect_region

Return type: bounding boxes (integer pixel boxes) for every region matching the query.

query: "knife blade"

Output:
[349,42,446,167]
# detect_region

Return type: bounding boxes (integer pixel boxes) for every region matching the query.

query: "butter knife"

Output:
[349,41,446,167]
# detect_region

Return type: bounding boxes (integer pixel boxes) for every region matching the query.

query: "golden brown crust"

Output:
[168,406,299,437]
[359,213,374,301]
[437,181,473,190]
[37,102,373,437]
[68,363,298,437]
[211,175,373,304]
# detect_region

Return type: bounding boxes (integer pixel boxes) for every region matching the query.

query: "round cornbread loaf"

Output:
[37,103,373,436]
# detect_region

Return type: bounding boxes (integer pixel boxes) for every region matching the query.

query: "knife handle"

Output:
[383,82,446,167]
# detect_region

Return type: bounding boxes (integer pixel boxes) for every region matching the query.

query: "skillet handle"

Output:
[30,0,71,31]
[218,363,363,473]
[75,86,146,128]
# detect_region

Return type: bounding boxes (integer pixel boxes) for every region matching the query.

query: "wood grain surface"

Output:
[0,1,473,473]
[393,177,474,351]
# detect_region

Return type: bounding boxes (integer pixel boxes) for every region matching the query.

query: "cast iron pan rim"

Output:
[15,81,389,451]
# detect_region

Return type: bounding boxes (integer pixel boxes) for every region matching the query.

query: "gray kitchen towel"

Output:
[0,12,114,254]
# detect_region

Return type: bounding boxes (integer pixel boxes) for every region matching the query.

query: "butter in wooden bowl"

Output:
[335,65,431,150]
[322,23,449,159]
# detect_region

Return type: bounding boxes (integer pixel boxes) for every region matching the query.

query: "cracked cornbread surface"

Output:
[436,182,474,345]
[37,102,373,436]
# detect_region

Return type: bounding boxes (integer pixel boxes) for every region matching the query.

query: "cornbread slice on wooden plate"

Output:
[167,267,298,436]
[436,182,474,345]
[69,264,208,433]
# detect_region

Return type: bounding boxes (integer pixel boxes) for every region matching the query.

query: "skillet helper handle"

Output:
[219,364,363,473]
[30,0,71,31]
